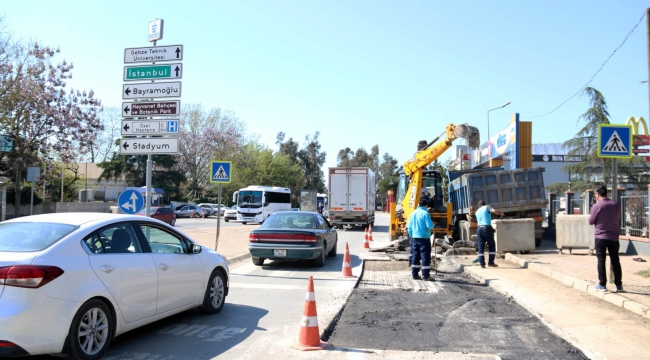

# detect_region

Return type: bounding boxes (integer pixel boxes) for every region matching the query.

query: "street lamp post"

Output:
[487,101,512,144]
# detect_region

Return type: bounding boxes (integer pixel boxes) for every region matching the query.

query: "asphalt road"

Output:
[327,261,588,360]
[22,224,367,360]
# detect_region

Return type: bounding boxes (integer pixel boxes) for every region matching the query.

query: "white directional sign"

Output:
[124,45,183,63]
[123,82,181,99]
[120,138,179,155]
[122,120,180,135]
[122,100,180,117]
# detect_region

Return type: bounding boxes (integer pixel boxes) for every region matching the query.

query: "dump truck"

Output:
[328,167,375,228]
[448,166,547,247]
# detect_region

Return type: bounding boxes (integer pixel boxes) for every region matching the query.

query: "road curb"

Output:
[503,253,650,319]
[463,267,602,360]
[226,253,251,265]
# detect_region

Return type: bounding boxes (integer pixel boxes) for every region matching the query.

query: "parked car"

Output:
[224,205,238,222]
[199,204,230,216]
[197,203,219,216]
[248,211,338,267]
[176,204,206,218]
[0,212,229,358]
[136,206,177,226]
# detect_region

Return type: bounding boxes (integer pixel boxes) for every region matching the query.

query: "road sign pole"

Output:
[146,39,157,217]
[30,181,34,215]
[216,183,222,251]
[612,158,618,201]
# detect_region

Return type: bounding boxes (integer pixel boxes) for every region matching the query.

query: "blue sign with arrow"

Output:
[118,189,145,214]
[598,124,633,159]
[210,161,232,183]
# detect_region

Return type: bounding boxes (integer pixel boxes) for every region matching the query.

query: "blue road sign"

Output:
[210,161,232,183]
[118,189,145,214]
[598,124,633,159]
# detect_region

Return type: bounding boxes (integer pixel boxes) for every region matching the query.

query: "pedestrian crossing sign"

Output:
[598,124,632,159]
[210,161,232,183]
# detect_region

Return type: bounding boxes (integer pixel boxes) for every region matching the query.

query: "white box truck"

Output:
[328,167,375,228]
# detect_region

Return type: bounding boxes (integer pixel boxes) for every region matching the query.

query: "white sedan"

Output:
[0,212,229,359]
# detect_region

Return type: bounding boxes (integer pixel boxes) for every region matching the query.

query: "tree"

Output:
[0,30,102,214]
[97,151,186,200]
[86,106,121,163]
[177,104,246,197]
[298,132,326,192]
[563,87,648,188]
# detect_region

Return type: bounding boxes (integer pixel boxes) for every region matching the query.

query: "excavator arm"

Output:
[390,123,479,240]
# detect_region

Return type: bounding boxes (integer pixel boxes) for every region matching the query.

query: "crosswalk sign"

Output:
[210,161,232,183]
[598,124,632,159]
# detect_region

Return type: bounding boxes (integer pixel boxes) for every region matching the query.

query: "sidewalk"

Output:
[501,238,650,318]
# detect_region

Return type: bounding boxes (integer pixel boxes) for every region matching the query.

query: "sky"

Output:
[3,1,650,175]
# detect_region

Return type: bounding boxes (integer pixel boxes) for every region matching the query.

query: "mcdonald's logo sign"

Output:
[626,117,650,146]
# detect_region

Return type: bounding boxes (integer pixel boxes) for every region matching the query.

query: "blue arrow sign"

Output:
[118,189,145,214]
[598,124,633,159]
[210,161,232,183]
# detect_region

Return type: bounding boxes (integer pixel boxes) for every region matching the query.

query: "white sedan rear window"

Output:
[0,222,78,252]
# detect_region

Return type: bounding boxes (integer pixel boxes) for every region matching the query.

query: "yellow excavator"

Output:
[389,123,480,242]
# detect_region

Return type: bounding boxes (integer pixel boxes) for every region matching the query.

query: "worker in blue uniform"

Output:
[475,200,505,268]
[407,198,435,281]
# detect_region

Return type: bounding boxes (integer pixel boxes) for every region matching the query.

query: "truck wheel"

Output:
[535,237,542,247]
[242,222,247,225]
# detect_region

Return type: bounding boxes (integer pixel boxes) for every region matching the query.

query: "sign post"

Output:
[122,19,182,217]
[210,161,232,251]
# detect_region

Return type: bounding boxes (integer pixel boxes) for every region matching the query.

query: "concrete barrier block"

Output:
[504,253,513,262]
[586,285,606,299]
[556,215,594,250]
[603,293,628,307]
[623,301,649,317]
[572,279,590,292]
[561,275,574,288]
[493,219,535,254]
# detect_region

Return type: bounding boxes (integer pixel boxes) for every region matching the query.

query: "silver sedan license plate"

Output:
[273,250,287,257]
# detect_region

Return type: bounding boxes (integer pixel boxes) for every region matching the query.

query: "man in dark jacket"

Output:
[588,185,622,292]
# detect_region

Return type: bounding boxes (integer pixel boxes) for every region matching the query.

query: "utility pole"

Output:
[647,7,650,120]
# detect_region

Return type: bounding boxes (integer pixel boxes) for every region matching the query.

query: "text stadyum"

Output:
[132,143,170,150]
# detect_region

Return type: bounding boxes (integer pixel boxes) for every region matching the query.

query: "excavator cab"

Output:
[396,169,444,210]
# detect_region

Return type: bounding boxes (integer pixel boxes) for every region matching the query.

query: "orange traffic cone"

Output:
[341,242,357,278]
[363,231,370,249]
[368,224,374,241]
[291,276,327,351]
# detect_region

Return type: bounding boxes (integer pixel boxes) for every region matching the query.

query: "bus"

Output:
[233,186,291,224]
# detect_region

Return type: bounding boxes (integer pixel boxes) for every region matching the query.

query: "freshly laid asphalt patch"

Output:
[326,261,588,360]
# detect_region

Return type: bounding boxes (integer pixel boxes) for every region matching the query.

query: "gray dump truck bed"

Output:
[449,167,547,215]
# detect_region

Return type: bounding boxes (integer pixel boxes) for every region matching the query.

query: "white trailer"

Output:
[328,167,375,228]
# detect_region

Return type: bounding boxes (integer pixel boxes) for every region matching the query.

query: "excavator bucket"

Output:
[454,124,480,149]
